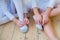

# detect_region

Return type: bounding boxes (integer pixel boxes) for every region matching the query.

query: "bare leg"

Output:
[43,19,57,40]
[45,5,60,40]
[50,5,60,17]
[43,5,60,40]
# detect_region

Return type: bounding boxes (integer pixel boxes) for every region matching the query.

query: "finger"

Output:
[39,20,42,24]
[35,20,39,24]
[19,25,24,27]
[23,19,26,23]
[37,20,40,24]
[21,21,25,26]
[41,21,43,25]
[26,19,29,24]
[18,23,23,27]
[44,20,49,25]
[27,20,29,24]
[43,20,45,25]
[35,20,38,24]
[23,20,26,25]
[20,21,24,24]
[41,16,43,25]
[43,20,49,25]
[42,19,44,25]
[42,17,43,25]
[44,20,48,25]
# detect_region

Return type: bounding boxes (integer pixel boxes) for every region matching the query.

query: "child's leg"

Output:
[50,5,60,17]
[13,0,29,25]
[13,0,28,32]
[13,0,24,21]
[10,0,16,14]
[43,5,60,40]
[43,19,57,40]
[23,13,29,25]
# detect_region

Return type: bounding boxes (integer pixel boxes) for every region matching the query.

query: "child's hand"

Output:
[16,20,25,27]
[42,14,49,25]
[12,18,24,27]
[33,14,42,24]
[24,17,29,25]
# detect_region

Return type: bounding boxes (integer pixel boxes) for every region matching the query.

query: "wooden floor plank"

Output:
[25,17,38,40]
[0,26,3,36]
[1,22,15,40]
[38,30,49,40]
[0,25,4,40]
[51,15,60,40]
[12,24,26,40]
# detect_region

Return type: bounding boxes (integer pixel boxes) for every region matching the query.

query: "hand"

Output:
[24,17,29,25]
[33,14,42,24]
[16,20,25,27]
[12,18,24,27]
[42,14,50,25]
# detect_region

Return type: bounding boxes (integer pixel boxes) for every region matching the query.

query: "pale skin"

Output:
[33,5,60,40]
[33,8,42,24]
[12,14,29,28]
[10,0,29,28]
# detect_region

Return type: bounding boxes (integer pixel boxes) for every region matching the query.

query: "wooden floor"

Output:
[0,14,60,40]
